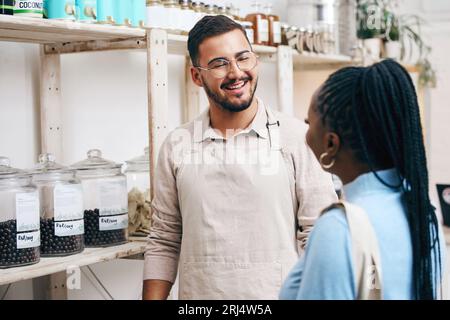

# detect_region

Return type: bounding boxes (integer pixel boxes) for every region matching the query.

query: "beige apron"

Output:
[176,107,298,300]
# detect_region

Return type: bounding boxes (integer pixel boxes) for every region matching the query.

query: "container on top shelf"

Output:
[96,0,114,24]
[75,0,97,23]
[264,3,281,47]
[281,23,290,46]
[163,0,181,32]
[30,153,84,257]
[241,21,255,45]
[203,4,215,17]
[14,0,43,18]
[179,0,194,34]
[71,149,128,247]
[43,0,75,20]
[124,147,151,237]
[245,2,269,46]
[0,0,14,15]
[131,0,146,28]
[146,0,165,29]
[0,157,40,269]
[114,0,132,26]
[190,1,204,28]
[335,0,357,56]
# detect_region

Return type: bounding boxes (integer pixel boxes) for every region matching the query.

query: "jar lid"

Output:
[31,153,73,175]
[126,147,150,166]
[0,157,27,179]
[71,149,121,171]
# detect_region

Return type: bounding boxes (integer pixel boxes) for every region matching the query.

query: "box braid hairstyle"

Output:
[317,59,441,300]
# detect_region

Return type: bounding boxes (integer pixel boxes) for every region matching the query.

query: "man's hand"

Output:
[142,279,173,300]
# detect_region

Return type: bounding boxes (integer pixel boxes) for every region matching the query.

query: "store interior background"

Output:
[1,0,450,299]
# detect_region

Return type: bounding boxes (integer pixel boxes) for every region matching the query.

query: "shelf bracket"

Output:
[184,56,201,122]
[40,45,63,160]
[147,29,169,198]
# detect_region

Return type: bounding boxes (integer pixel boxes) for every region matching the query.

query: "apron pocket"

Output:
[180,261,282,300]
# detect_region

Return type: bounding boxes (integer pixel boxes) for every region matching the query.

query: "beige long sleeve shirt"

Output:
[143,99,337,284]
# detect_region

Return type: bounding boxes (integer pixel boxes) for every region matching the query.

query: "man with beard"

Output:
[142,15,337,300]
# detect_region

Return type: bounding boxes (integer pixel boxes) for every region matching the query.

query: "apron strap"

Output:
[265,106,281,151]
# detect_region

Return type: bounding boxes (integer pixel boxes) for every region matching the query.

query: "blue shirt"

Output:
[279,169,444,300]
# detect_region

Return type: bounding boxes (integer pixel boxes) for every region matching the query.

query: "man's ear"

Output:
[191,66,204,88]
[324,132,341,158]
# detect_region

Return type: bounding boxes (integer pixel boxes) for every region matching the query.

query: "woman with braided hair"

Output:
[279,59,445,300]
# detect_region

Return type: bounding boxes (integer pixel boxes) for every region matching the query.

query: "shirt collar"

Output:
[342,168,403,202]
[193,98,269,143]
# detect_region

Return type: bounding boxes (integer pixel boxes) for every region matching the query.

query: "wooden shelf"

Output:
[0,15,145,44]
[293,51,354,70]
[0,240,147,286]
[0,15,354,69]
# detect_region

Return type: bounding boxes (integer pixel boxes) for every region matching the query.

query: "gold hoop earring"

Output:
[319,152,335,170]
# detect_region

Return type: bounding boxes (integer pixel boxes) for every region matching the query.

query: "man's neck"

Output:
[209,98,259,138]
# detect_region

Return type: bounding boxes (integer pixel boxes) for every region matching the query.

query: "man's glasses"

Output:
[194,51,259,79]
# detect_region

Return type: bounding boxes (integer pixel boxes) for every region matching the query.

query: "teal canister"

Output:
[43,0,75,20]
[75,0,96,23]
[96,0,114,24]
[114,0,131,26]
[131,0,146,28]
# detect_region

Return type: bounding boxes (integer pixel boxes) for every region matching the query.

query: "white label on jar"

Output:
[14,0,43,16]
[16,192,40,232]
[54,184,83,221]
[273,21,282,44]
[258,17,269,42]
[98,180,128,217]
[17,230,40,249]
[246,28,255,44]
[99,213,129,231]
[55,219,84,237]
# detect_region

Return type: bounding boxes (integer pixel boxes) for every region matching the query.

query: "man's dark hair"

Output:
[187,15,251,66]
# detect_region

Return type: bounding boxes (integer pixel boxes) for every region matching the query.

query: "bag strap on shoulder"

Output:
[322,201,383,300]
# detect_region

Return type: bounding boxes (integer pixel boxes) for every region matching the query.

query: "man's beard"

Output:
[203,77,258,113]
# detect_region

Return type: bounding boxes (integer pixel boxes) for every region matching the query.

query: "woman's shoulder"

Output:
[307,207,351,252]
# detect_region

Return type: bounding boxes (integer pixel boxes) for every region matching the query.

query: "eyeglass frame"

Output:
[193,51,260,79]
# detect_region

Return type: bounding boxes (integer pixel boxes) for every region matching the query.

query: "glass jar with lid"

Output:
[146,0,166,29]
[190,1,204,25]
[179,0,193,34]
[71,149,128,247]
[264,3,281,47]
[281,23,290,46]
[31,153,84,257]
[245,2,269,46]
[131,0,147,28]
[241,21,255,44]
[124,147,152,237]
[0,157,40,268]
[204,4,215,16]
[163,0,181,32]
[217,6,227,17]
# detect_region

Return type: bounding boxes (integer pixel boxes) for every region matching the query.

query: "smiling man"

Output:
[142,15,337,300]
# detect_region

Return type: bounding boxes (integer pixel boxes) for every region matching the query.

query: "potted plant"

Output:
[397,14,437,87]
[383,11,401,60]
[356,0,385,64]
